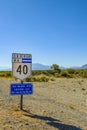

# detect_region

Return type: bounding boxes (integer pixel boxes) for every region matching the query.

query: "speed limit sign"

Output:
[12,53,32,80]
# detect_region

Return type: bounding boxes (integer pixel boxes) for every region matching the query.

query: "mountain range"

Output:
[0,63,87,71]
[32,63,87,70]
[32,63,50,70]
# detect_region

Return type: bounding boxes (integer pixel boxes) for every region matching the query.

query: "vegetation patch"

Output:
[1,67,87,82]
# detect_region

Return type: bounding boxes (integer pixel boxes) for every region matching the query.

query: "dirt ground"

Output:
[0,78,87,130]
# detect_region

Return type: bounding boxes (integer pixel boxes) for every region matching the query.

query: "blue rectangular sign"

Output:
[10,83,33,95]
[22,58,32,63]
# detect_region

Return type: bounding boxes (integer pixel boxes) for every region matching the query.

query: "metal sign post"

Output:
[20,80,23,110]
[11,53,33,110]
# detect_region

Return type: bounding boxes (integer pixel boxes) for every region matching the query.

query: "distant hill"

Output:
[81,64,87,69]
[32,63,50,70]
[70,64,87,70]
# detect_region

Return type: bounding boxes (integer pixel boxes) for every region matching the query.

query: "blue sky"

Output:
[0,0,87,68]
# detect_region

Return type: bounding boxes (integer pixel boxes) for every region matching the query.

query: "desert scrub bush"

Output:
[79,70,87,78]
[46,70,61,76]
[42,70,50,76]
[54,73,60,77]
[69,104,75,109]
[60,70,72,78]
[25,76,49,82]
[32,70,42,75]
[32,70,61,77]
[0,71,11,77]
[0,72,6,77]
[79,70,84,77]
[65,69,79,78]
[5,72,11,77]
[66,68,76,74]
[81,88,86,91]
[73,70,81,78]
[73,89,76,92]
[50,78,55,81]
[78,81,82,85]
[25,76,37,82]
[37,76,49,82]
[74,70,80,75]
[82,71,87,77]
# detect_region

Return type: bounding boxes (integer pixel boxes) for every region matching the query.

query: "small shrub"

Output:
[82,88,85,91]
[54,73,60,77]
[73,89,76,92]
[78,81,82,85]
[25,76,37,82]
[69,104,75,109]
[79,70,87,78]
[66,69,75,74]
[5,72,11,77]
[0,71,11,77]
[50,78,55,81]
[37,76,49,82]
[0,72,5,77]
[32,70,42,75]
[60,71,72,78]
[83,70,87,78]
[42,71,50,76]
[25,76,49,82]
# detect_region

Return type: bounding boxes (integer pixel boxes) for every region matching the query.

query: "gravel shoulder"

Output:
[0,78,87,130]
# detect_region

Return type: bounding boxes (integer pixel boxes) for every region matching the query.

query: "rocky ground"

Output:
[0,78,87,130]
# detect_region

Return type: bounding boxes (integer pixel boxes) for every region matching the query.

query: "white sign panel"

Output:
[12,53,32,80]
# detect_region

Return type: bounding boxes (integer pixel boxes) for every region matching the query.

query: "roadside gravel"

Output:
[0,78,87,130]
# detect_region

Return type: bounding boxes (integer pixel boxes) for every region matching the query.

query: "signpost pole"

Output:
[20,80,23,110]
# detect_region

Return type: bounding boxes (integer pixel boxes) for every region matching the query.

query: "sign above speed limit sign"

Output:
[12,53,32,80]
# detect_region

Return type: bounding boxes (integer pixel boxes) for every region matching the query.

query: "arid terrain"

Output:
[0,78,87,130]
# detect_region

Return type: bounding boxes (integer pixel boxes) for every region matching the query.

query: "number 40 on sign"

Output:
[12,53,32,80]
